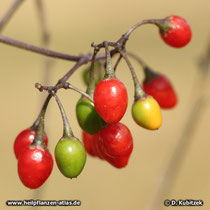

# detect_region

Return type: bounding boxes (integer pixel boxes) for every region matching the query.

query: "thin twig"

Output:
[35,82,93,103]
[0,18,164,65]
[0,0,25,32]
[0,34,80,61]
[114,54,122,71]
[120,49,145,99]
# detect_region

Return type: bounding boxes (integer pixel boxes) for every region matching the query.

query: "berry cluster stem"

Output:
[86,48,98,96]
[52,91,74,138]
[120,50,146,100]
[31,94,51,146]
[104,41,115,79]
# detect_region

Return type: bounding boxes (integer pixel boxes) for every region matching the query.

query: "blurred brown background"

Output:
[0,0,210,209]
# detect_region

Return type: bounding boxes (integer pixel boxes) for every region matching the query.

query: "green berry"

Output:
[55,137,86,178]
[76,97,103,134]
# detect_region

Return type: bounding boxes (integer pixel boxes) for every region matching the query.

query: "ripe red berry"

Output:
[143,73,177,109]
[94,78,128,123]
[100,122,133,157]
[14,128,48,159]
[159,15,192,48]
[82,131,104,159]
[18,145,53,189]
[107,154,130,168]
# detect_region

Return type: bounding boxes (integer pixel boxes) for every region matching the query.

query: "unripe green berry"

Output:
[55,137,86,178]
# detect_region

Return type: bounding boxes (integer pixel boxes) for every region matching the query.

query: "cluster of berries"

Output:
[13,15,191,189]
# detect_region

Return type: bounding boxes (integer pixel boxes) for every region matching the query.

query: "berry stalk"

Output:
[120,50,145,100]
[52,91,74,138]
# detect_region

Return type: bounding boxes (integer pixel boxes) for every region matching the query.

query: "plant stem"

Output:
[59,60,86,83]
[52,91,74,138]
[31,94,51,130]
[34,60,83,130]
[104,41,115,79]
[120,50,145,100]
[0,17,163,66]
[86,48,98,96]
[67,83,93,102]
[0,0,25,32]
[31,94,51,146]
[118,19,166,44]
[114,54,122,72]
[0,34,80,61]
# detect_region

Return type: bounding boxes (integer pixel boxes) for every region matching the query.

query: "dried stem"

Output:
[0,17,162,66]
[0,34,80,61]
[35,82,93,103]
[0,0,25,32]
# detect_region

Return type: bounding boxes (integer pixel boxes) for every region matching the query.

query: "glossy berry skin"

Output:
[76,98,103,134]
[55,138,86,178]
[82,132,104,159]
[94,78,128,124]
[82,131,96,157]
[100,123,133,157]
[18,145,53,189]
[14,128,48,159]
[132,96,162,130]
[159,15,192,48]
[143,74,177,109]
[107,154,130,168]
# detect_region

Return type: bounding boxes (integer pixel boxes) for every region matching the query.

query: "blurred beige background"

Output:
[0,0,210,209]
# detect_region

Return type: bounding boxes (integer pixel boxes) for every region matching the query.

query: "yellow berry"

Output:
[132,95,162,130]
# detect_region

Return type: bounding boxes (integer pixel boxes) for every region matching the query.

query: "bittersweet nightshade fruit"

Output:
[143,69,177,109]
[107,154,130,168]
[159,15,192,48]
[55,137,86,178]
[132,95,162,130]
[100,122,133,157]
[14,128,48,159]
[18,145,53,189]
[76,97,103,134]
[94,78,128,123]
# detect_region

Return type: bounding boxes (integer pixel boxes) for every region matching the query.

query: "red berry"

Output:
[143,74,177,109]
[82,131,105,159]
[93,78,128,123]
[100,123,133,157]
[14,128,48,159]
[107,154,130,168]
[82,131,96,157]
[159,15,192,48]
[18,145,53,189]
